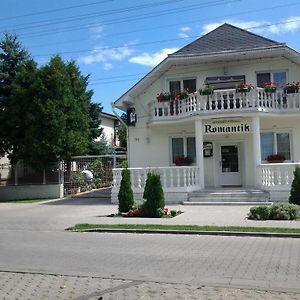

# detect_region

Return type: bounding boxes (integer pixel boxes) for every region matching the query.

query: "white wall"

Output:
[98,116,116,146]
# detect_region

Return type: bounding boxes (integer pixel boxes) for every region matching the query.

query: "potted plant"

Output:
[235,83,254,93]
[199,85,214,95]
[174,156,193,166]
[156,92,171,102]
[283,82,299,94]
[264,82,277,93]
[173,89,190,100]
[266,153,286,163]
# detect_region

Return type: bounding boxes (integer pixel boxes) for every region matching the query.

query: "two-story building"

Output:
[112,23,300,204]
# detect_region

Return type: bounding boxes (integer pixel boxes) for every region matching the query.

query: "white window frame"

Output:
[166,78,197,93]
[256,70,288,88]
[169,135,196,165]
[260,129,292,162]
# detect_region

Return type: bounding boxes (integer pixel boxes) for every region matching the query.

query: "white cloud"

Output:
[129,48,178,67]
[89,25,105,40]
[201,18,300,36]
[78,45,135,69]
[178,26,192,38]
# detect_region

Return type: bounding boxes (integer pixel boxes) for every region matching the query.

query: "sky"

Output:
[1,0,300,114]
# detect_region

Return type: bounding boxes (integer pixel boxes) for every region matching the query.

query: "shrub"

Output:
[90,159,103,188]
[269,203,300,220]
[248,205,270,220]
[143,172,165,217]
[170,210,177,217]
[118,168,134,213]
[289,166,300,205]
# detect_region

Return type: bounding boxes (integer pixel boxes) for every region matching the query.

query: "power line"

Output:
[27,1,300,50]
[0,0,115,22]
[33,18,300,58]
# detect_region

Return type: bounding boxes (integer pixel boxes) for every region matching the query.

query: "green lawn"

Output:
[66,223,300,234]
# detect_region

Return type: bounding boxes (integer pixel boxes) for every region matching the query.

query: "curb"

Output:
[69,228,300,238]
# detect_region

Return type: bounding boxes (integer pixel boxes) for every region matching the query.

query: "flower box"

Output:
[174,156,193,166]
[266,154,285,163]
[284,87,299,94]
[236,88,251,93]
[199,85,213,96]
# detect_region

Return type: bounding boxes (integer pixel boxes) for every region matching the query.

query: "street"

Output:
[0,198,300,299]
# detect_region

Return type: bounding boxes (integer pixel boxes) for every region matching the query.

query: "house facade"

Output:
[99,112,120,148]
[112,24,300,203]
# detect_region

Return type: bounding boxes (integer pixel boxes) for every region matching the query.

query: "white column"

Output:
[195,119,205,189]
[252,116,261,187]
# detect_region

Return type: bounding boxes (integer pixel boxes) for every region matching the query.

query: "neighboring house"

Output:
[112,23,300,203]
[98,112,120,147]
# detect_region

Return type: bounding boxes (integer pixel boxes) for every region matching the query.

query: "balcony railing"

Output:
[258,163,300,189]
[151,88,300,121]
[112,166,200,193]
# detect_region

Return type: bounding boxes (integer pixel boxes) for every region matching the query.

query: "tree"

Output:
[289,166,300,205]
[87,102,105,155]
[8,55,92,169]
[143,172,165,217]
[0,33,29,154]
[118,168,134,213]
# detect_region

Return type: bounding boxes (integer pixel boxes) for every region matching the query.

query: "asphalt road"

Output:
[0,198,300,294]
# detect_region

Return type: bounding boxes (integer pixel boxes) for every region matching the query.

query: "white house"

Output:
[112,23,300,203]
[99,111,120,147]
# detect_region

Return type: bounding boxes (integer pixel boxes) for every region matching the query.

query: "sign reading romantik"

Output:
[204,119,251,134]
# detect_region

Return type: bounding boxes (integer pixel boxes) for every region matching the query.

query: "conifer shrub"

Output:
[289,166,300,205]
[142,172,165,217]
[118,168,134,213]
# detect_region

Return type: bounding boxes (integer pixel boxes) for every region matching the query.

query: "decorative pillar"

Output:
[195,119,205,189]
[252,116,261,187]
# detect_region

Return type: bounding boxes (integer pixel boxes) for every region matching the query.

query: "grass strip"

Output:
[0,198,51,203]
[66,223,300,234]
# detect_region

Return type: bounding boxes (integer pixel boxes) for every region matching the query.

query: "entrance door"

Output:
[219,144,242,186]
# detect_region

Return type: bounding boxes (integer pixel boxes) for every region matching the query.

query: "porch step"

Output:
[182,201,273,206]
[186,189,270,204]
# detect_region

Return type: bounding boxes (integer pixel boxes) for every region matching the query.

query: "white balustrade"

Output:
[152,88,300,121]
[112,166,200,193]
[258,163,300,189]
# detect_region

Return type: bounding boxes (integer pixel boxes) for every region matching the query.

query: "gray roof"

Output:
[171,23,284,56]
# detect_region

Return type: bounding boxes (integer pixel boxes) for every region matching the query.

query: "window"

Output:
[257,71,287,89]
[260,132,291,161]
[171,137,196,164]
[169,79,196,93]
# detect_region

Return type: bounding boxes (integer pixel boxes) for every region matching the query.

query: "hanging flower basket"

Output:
[283,82,299,94]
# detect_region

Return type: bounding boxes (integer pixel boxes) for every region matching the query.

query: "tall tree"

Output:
[9,55,92,169]
[0,33,29,154]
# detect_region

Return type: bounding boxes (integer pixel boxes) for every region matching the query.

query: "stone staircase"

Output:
[183,188,271,205]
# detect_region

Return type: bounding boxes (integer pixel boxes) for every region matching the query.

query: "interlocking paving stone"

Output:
[0,271,300,300]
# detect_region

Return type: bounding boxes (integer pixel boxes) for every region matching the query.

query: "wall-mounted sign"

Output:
[127,107,137,126]
[204,119,251,135]
[203,142,213,157]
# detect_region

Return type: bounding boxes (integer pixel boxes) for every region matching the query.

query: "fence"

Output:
[63,154,126,196]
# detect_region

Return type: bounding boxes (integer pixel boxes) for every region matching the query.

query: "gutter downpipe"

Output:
[111,102,130,167]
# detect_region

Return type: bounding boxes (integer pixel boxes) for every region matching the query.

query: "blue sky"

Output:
[1,0,300,114]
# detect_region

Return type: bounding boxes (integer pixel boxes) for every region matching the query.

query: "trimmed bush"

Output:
[118,168,134,213]
[248,203,300,220]
[289,166,300,205]
[248,205,270,220]
[269,203,300,220]
[143,172,165,217]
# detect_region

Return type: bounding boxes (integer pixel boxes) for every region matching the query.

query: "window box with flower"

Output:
[264,82,277,93]
[266,154,286,163]
[235,83,255,93]
[199,85,214,95]
[174,156,193,166]
[283,82,299,94]
[156,92,171,102]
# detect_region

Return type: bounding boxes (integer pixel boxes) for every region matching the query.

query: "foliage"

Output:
[156,91,171,101]
[87,102,103,154]
[117,124,127,148]
[173,88,190,100]
[142,172,165,217]
[269,203,300,220]
[90,159,103,188]
[70,171,85,186]
[0,33,30,155]
[199,85,214,95]
[235,83,255,91]
[121,160,128,168]
[248,203,300,220]
[118,168,134,213]
[289,166,300,205]
[264,82,277,92]
[6,55,92,169]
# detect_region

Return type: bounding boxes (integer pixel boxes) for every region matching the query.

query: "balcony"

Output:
[150,88,300,122]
